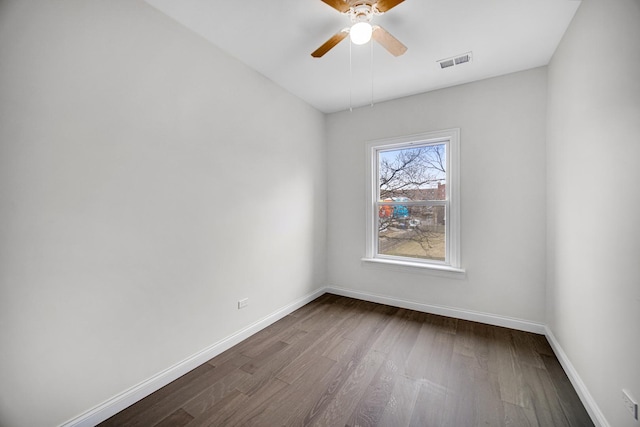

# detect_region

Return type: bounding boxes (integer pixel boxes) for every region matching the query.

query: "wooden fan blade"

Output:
[372,25,407,56]
[321,0,351,13]
[375,0,405,13]
[311,30,348,57]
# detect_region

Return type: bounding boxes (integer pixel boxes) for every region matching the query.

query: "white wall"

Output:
[3,0,636,425]
[546,0,640,426]
[326,68,548,324]
[0,1,326,426]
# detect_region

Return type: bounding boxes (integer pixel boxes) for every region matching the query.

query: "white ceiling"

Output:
[145,0,581,113]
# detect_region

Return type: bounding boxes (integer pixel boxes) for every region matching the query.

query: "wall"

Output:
[0,1,326,426]
[546,0,640,426]
[326,68,548,325]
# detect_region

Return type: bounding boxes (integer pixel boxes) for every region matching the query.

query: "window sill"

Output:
[361,257,466,278]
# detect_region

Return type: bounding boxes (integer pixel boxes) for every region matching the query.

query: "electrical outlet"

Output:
[622,389,638,420]
[238,298,249,309]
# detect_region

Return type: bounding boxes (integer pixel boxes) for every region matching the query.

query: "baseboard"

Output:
[544,327,610,427]
[326,286,607,426]
[325,285,546,334]
[59,287,326,427]
[60,285,606,427]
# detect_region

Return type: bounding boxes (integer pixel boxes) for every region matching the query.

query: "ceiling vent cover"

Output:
[438,52,473,69]
[439,59,455,69]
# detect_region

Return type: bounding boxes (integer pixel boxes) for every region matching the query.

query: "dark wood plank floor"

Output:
[100,294,593,427]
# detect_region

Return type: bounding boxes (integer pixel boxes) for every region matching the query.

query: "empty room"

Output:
[0,0,638,426]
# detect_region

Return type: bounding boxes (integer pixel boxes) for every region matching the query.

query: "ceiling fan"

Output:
[311,0,408,58]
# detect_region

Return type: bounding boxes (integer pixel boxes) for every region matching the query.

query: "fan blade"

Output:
[372,25,407,56]
[321,0,351,13]
[311,30,348,57]
[375,0,404,13]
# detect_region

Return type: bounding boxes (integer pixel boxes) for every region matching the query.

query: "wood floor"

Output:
[100,294,593,427]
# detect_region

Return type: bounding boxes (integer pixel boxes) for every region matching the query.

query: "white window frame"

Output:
[363,129,463,274]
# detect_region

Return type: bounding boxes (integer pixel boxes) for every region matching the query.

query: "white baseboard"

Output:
[327,286,606,426]
[325,286,546,334]
[544,327,609,427]
[59,287,326,427]
[60,285,606,427]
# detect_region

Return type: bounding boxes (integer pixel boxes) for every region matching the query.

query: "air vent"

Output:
[439,59,455,69]
[454,54,471,65]
[437,52,473,69]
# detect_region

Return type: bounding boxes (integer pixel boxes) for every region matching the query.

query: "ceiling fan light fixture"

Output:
[312,0,406,57]
[350,22,373,45]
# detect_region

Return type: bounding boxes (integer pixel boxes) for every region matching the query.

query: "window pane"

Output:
[366,129,459,268]
[379,144,446,201]
[378,205,446,261]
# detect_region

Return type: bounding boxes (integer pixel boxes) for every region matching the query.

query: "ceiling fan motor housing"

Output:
[349,3,379,23]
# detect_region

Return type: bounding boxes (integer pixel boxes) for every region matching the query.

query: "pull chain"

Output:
[349,38,375,111]
[370,38,374,107]
[349,40,353,112]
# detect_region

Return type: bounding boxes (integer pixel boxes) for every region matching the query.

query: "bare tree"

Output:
[379,145,445,199]
[378,144,446,261]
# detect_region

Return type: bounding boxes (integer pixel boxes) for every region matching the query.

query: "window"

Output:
[364,129,461,272]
